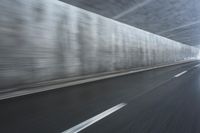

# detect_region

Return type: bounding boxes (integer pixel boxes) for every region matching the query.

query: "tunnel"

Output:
[0,0,200,133]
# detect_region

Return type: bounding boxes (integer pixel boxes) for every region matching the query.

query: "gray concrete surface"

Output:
[62,0,200,46]
[0,0,199,92]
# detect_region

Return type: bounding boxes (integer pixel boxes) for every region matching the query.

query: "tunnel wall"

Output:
[0,0,199,92]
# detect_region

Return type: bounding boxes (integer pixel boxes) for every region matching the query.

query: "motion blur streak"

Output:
[0,0,199,95]
[0,1,200,133]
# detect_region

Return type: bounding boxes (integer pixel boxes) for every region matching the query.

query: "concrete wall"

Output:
[0,0,199,92]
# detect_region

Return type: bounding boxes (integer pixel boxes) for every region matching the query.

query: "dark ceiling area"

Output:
[60,0,200,47]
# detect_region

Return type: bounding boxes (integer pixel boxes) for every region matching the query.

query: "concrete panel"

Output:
[0,0,199,92]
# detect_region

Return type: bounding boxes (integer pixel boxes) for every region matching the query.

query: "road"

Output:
[0,61,200,133]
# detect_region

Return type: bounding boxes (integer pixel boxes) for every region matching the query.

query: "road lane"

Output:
[0,61,199,133]
[83,63,200,133]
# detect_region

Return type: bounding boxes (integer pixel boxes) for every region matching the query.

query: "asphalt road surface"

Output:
[1,61,200,133]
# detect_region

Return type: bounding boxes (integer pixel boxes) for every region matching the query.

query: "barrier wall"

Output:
[0,0,199,91]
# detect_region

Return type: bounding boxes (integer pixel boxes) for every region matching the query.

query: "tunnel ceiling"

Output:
[60,0,200,47]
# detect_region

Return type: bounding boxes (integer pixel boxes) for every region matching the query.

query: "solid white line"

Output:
[62,103,127,133]
[0,60,196,100]
[174,71,187,78]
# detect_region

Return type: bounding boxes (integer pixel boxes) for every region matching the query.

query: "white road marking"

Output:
[62,103,127,133]
[0,60,193,100]
[174,71,187,78]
